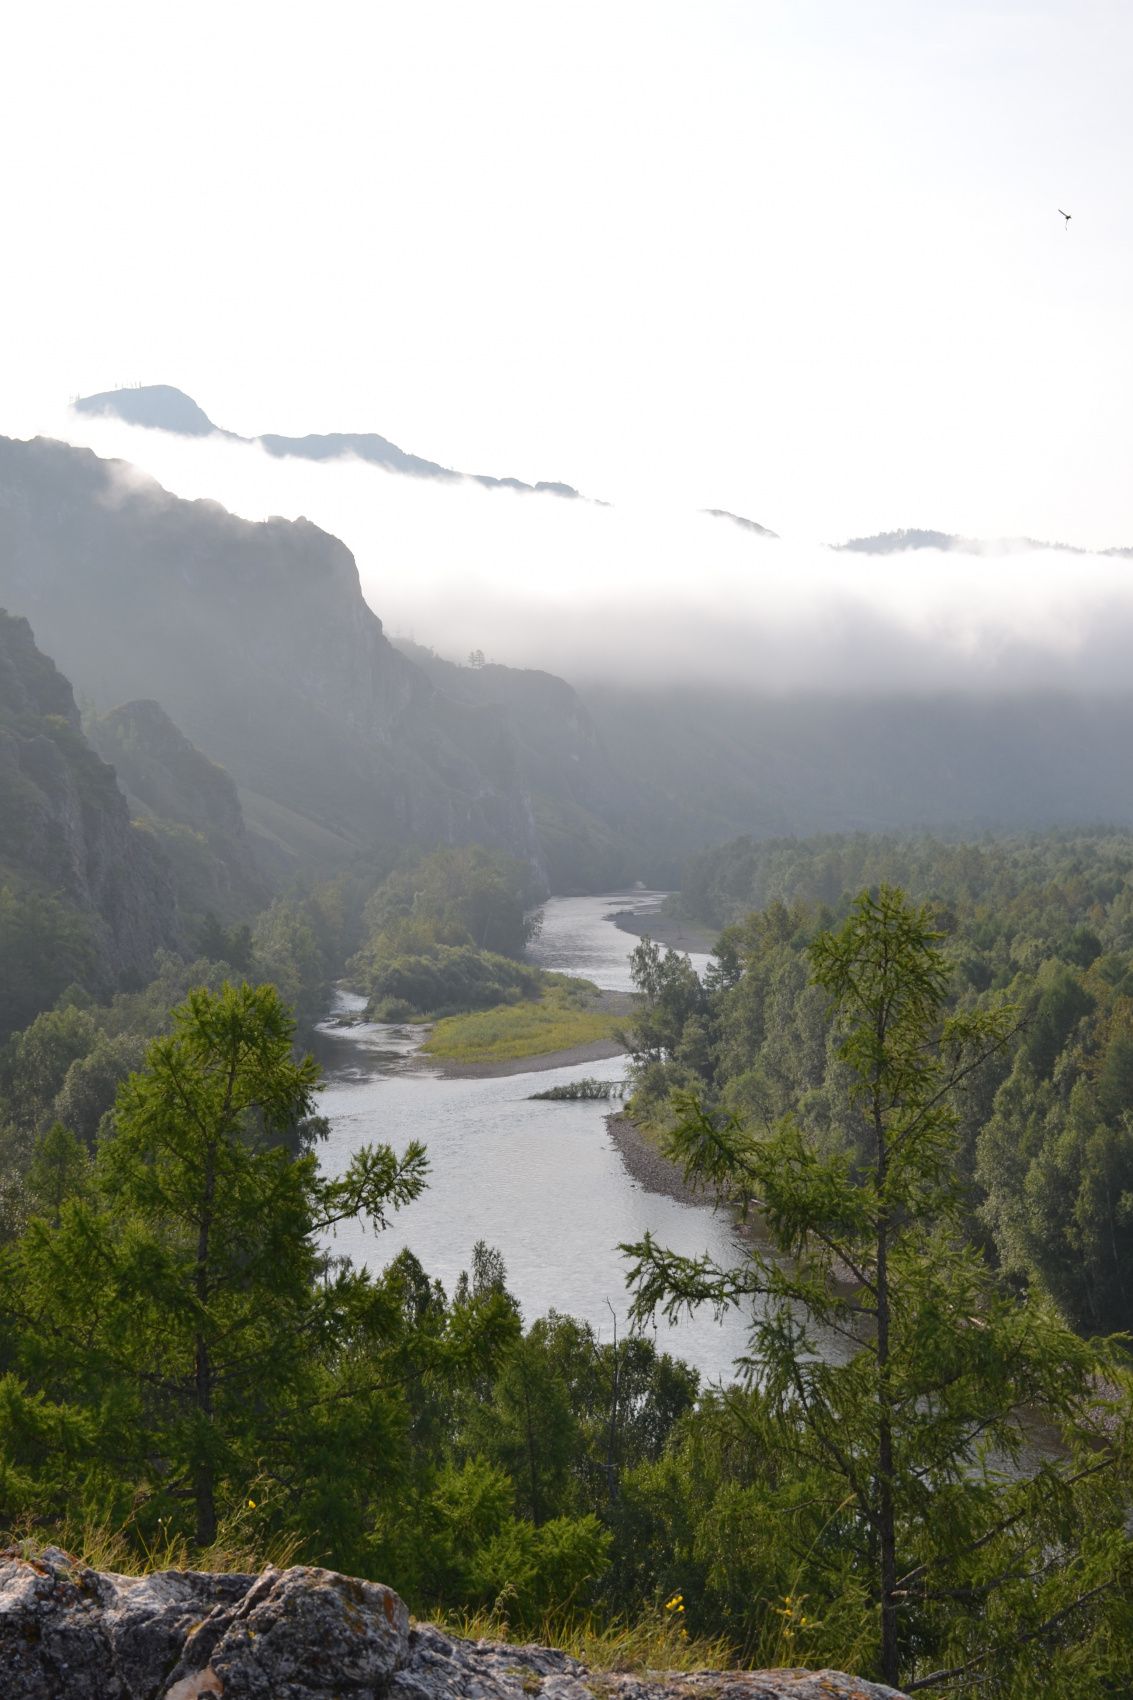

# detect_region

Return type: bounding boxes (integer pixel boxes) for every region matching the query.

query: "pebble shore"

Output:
[606,1110,707,1206]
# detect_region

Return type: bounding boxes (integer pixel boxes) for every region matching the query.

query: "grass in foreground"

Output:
[423,982,623,1064]
[8,1505,302,1577]
[423,1603,735,1673]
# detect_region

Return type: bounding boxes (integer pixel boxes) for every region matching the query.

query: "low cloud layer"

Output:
[14,407,1133,696]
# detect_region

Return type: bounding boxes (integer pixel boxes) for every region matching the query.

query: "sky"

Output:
[3,0,1132,548]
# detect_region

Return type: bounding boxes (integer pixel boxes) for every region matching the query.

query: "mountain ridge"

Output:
[836,525,1133,557]
[74,384,585,500]
[74,389,1133,554]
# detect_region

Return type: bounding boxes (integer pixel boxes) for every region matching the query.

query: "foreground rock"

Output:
[0,1549,908,1699]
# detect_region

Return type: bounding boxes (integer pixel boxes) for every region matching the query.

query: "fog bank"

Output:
[15,408,1133,696]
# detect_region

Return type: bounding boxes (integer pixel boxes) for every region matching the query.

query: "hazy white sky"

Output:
[3,0,1132,545]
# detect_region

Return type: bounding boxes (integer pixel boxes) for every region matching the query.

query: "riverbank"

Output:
[611,905,718,957]
[606,1111,709,1206]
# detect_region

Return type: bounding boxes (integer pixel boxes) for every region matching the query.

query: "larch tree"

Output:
[623,886,1133,1693]
[3,981,428,1547]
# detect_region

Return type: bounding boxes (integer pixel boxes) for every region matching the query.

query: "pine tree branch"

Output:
[905,1580,1113,1691]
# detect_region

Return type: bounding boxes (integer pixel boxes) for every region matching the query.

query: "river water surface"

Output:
[316,891,756,1382]
[317,889,1057,1466]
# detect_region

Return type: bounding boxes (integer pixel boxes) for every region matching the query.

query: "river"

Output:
[317,887,1057,1463]
[315,890,757,1383]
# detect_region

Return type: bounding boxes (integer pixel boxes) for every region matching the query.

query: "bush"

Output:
[365,945,542,1020]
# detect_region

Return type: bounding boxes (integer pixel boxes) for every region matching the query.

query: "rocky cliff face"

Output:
[0,611,181,1030]
[0,436,543,880]
[0,1549,908,1700]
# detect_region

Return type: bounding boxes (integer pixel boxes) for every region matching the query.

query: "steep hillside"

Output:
[397,643,636,890]
[0,436,543,879]
[87,699,270,923]
[0,611,181,1036]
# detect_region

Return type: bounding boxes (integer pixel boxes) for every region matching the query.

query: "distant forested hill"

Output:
[579,683,1133,873]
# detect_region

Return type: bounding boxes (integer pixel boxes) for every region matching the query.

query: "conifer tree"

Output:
[3,981,428,1547]
[624,887,1133,1692]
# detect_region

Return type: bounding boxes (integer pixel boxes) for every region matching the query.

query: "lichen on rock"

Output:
[0,1548,908,1700]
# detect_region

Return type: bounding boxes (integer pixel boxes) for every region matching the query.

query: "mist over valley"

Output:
[6,406,1133,906]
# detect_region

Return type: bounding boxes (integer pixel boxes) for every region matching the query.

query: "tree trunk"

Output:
[876,1211,898,1689]
[194,1331,217,1547]
[520,1363,542,1526]
[194,1139,218,1548]
[605,1315,620,1504]
[875,1067,899,1690]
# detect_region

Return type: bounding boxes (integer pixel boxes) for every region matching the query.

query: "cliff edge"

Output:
[0,1549,908,1700]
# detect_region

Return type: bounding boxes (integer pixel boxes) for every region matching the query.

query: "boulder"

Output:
[0,1548,909,1700]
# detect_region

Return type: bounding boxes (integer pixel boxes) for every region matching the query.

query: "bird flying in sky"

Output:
[1059,208,1072,228]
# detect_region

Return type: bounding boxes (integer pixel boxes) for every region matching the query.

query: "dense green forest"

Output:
[652,832,1133,1337]
[4,825,1133,1691]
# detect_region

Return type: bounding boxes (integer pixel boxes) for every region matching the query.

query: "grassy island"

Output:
[422,977,621,1063]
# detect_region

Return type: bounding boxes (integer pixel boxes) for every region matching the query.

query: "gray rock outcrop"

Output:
[0,1548,909,1700]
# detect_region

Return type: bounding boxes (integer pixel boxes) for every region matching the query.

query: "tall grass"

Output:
[6,1502,302,1577]
[424,986,622,1063]
[423,1602,735,1673]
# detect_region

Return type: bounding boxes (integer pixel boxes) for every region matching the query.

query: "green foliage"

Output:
[356,845,540,965]
[632,833,1133,1339]
[0,956,239,1221]
[402,1456,611,1625]
[530,1078,624,1101]
[0,882,96,1041]
[336,844,548,1027]
[625,936,712,1117]
[675,830,1133,936]
[0,981,439,1557]
[248,868,376,1027]
[368,944,542,1021]
[252,894,330,1024]
[7,834,1133,1691]
[623,887,1133,1694]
